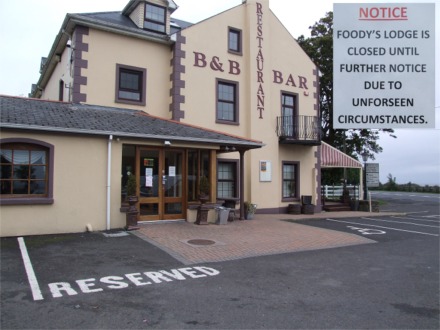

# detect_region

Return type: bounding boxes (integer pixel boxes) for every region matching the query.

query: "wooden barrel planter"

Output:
[287,204,301,214]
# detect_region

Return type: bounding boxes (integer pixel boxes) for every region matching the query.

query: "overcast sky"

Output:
[0,0,439,185]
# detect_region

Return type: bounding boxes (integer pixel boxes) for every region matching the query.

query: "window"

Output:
[58,80,64,101]
[187,150,211,202]
[217,160,238,199]
[282,161,299,201]
[217,80,239,124]
[0,139,54,205]
[281,93,297,137]
[144,2,166,33]
[228,27,242,54]
[115,64,146,106]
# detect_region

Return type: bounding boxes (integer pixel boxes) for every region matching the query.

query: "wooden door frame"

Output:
[136,146,187,221]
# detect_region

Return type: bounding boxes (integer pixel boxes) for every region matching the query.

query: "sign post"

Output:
[366,163,380,188]
[333,3,435,129]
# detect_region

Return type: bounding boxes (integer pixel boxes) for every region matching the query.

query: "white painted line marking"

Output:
[362,217,440,228]
[391,216,440,223]
[422,215,440,219]
[326,219,439,237]
[347,226,386,235]
[17,237,44,301]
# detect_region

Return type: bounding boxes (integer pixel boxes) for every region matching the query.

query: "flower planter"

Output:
[287,204,301,214]
[125,196,139,230]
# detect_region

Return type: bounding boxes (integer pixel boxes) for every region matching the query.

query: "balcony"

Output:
[276,115,321,145]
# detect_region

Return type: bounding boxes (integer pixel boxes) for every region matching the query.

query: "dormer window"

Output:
[144,2,166,33]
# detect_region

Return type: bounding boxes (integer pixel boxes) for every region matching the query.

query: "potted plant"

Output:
[198,176,210,204]
[244,201,257,220]
[125,173,139,230]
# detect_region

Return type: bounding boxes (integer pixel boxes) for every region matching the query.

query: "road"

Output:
[1,191,439,329]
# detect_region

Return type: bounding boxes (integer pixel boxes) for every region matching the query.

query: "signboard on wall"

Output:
[333,3,435,128]
[259,160,272,182]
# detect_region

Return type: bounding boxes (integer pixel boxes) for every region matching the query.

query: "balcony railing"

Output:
[276,115,321,145]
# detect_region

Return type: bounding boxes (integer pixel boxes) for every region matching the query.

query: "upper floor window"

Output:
[0,139,54,205]
[280,92,297,137]
[115,64,147,106]
[216,79,239,124]
[144,2,166,33]
[282,93,297,117]
[228,27,242,54]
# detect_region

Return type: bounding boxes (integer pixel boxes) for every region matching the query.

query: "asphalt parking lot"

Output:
[1,231,184,301]
[295,213,440,242]
[1,192,439,329]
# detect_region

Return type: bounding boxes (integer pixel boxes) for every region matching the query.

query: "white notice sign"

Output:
[333,3,435,128]
[365,163,380,187]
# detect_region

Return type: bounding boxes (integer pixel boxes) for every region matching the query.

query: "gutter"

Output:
[0,123,265,149]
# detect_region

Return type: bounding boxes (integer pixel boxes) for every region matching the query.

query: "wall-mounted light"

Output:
[220,146,237,152]
[164,140,171,146]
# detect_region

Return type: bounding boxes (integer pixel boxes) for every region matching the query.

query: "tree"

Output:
[385,173,397,191]
[296,12,395,161]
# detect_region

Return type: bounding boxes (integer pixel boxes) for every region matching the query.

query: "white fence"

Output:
[321,185,360,199]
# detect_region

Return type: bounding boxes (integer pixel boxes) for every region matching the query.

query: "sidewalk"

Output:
[132,211,401,265]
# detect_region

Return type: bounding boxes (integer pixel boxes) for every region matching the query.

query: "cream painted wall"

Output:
[82,29,172,116]
[180,0,319,209]
[41,47,73,102]
[179,5,249,139]
[25,0,320,222]
[0,131,128,237]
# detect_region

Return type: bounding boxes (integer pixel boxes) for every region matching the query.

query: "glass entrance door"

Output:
[138,148,184,221]
[139,149,160,220]
[163,150,184,219]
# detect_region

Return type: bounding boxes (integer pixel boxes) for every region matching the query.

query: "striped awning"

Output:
[321,142,363,168]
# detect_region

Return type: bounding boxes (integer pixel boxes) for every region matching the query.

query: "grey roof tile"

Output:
[70,11,193,37]
[0,95,263,149]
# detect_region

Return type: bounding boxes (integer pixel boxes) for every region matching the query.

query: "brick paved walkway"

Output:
[133,213,377,265]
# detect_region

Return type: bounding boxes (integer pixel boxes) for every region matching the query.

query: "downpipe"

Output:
[106,135,113,230]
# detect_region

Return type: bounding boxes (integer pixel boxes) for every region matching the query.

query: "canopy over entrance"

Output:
[321,142,362,168]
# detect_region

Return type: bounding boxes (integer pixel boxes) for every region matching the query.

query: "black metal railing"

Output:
[276,115,320,144]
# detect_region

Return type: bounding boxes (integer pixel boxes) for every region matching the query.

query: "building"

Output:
[1,0,323,237]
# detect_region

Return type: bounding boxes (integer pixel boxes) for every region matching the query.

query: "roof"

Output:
[32,8,193,97]
[69,11,193,39]
[321,142,363,168]
[123,0,179,16]
[0,95,263,149]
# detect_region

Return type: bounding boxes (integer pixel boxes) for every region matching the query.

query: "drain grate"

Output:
[187,239,216,246]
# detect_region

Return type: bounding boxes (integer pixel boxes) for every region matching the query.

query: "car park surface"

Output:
[1,191,439,329]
